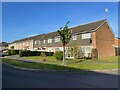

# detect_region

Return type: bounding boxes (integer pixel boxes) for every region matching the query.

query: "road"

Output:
[2,64,119,88]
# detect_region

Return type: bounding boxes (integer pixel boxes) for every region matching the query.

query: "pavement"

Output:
[2,63,119,88]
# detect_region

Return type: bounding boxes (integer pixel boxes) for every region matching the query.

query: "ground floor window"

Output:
[48,48,52,52]
[81,46,92,57]
[65,46,92,59]
[55,47,63,52]
[55,48,60,52]
[65,47,75,58]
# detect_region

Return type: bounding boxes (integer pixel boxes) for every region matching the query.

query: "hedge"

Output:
[8,50,20,55]
[19,50,54,57]
[54,51,63,60]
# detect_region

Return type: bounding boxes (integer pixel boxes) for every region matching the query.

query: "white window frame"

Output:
[55,37,60,42]
[48,48,52,52]
[34,40,37,44]
[43,40,46,44]
[81,46,92,53]
[82,33,91,39]
[72,35,77,40]
[48,39,52,43]
[38,40,40,44]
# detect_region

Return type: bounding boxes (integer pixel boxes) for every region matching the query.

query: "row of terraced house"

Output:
[8,19,120,59]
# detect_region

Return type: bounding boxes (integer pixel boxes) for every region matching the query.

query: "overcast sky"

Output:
[2,2,118,43]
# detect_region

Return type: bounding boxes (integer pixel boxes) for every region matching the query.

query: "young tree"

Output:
[57,21,72,65]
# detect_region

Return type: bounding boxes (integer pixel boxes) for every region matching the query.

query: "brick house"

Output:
[115,37,120,56]
[9,19,116,59]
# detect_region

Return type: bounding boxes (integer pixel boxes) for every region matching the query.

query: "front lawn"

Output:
[20,55,119,64]
[2,58,81,71]
[2,56,119,70]
[22,56,57,61]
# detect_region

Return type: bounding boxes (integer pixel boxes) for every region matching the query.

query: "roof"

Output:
[0,42,8,47]
[70,19,106,34]
[13,19,106,43]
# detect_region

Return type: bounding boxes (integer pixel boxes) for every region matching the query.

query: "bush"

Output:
[8,50,20,55]
[84,56,92,59]
[91,48,98,59]
[19,50,54,57]
[40,52,46,61]
[54,51,63,60]
[19,50,28,57]
[19,50,40,57]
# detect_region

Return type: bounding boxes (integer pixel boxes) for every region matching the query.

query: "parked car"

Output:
[0,49,9,57]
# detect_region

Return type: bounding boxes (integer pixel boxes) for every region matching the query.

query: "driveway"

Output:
[2,64,119,88]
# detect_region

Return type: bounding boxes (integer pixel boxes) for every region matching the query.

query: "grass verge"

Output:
[2,58,81,71]
[2,57,119,70]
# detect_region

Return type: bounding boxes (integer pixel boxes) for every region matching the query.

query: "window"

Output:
[55,48,60,51]
[43,40,46,44]
[81,47,85,53]
[38,48,40,50]
[48,39,52,43]
[38,40,40,44]
[72,35,77,40]
[81,46,91,53]
[48,48,52,52]
[34,40,37,44]
[86,47,91,53]
[55,37,60,42]
[82,33,91,39]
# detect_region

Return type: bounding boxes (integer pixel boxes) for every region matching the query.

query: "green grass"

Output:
[20,55,119,64]
[2,56,119,70]
[0,58,2,62]
[68,63,118,70]
[22,56,57,61]
[2,58,81,71]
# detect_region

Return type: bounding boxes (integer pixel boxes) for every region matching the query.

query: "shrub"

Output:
[19,50,54,57]
[8,50,19,55]
[10,50,16,55]
[40,52,46,61]
[45,52,53,56]
[54,51,63,60]
[84,56,92,59]
[19,50,39,57]
[91,48,98,59]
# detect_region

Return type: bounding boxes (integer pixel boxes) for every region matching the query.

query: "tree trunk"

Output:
[63,45,65,65]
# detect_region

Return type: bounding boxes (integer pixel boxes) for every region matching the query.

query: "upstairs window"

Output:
[34,40,37,44]
[72,35,77,40]
[82,33,91,39]
[55,37,60,42]
[38,40,41,44]
[48,39,52,43]
[43,40,46,44]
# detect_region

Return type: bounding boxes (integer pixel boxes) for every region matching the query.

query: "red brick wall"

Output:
[115,38,120,47]
[93,22,115,59]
